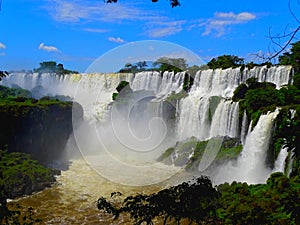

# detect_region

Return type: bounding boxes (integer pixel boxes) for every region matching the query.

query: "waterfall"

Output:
[273,147,289,173]
[240,110,248,144]
[213,110,279,184]
[131,71,185,97]
[209,100,239,138]
[0,66,294,184]
[1,71,184,120]
[176,65,291,141]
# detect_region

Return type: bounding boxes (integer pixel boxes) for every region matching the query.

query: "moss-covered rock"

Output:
[0,150,57,199]
[158,137,242,171]
[0,95,83,164]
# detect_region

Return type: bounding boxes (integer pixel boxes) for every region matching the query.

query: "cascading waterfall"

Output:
[1,66,293,184]
[213,110,279,184]
[209,100,239,138]
[1,71,185,120]
[240,110,248,145]
[131,71,185,97]
[273,146,289,173]
[177,66,292,141]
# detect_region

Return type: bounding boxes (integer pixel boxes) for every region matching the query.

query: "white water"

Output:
[213,110,279,184]
[273,147,289,173]
[240,110,248,145]
[177,66,292,141]
[1,66,293,185]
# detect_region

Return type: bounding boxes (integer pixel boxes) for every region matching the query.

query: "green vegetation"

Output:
[274,106,300,159]
[153,57,187,73]
[217,172,300,224]
[0,86,79,164]
[98,172,300,224]
[119,62,147,73]
[158,137,242,170]
[0,150,55,224]
[231,41,300,163]
[186,138,242,170]
[207,55,244,69]
[165,90,188,104]
[34,61,78,75]
[112,81,131,100]
[0,150,55,198]
[279,41,300,73]
[0,85,32,98]
[98,176,219,225]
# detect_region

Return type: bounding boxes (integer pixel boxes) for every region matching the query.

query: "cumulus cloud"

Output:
[108,37,125,43]
[38,43,60,52]
[0,42,6,49]
[202,12,256,36]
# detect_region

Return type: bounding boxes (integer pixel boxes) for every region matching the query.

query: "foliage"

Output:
[119,61,147,73]
[279,40,300,73]
[207,55,244,69]
[34,61,78,75]
[186,138,242,170]
[152,57,187,73]
[0,150,55,198]
[158,137,241,169]
[0,150,54,224]
[274,106,300,159]
[97,176,219,225]
[98,171,300,224]
[0,85,32,98]
[112,81,131,100]
[165,90,188,104]
[233,78,286,125]
[217,172,300,224]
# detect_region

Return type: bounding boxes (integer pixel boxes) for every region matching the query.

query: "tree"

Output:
[258,0,300,62]
[34,61,78,74]
[136,61,147,70]
[279,40,300,73]
[153,57,187,73]
[104,0,180,7]
[207,55,244,69]
[97,176,219,225]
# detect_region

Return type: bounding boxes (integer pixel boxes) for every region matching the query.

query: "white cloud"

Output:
[108,37,125,43]
[46,0,182,38]
[146,20,186,38]
[202,12,257,37]
[84,28,109,33]
[47,0,164,23]
[0,42,6,49]
[38,43,60,52]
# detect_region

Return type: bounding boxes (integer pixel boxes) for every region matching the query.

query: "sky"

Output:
[0,0,299,72]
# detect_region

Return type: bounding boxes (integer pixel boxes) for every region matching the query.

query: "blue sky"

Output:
[0,0,299,72]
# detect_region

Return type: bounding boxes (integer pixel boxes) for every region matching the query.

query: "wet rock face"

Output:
[0,100,83,164]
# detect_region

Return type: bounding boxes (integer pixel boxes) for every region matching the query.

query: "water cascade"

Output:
[273,146,289,173]
[2,65,294,223]
[213,110,279,184]
[1,65,293,184]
